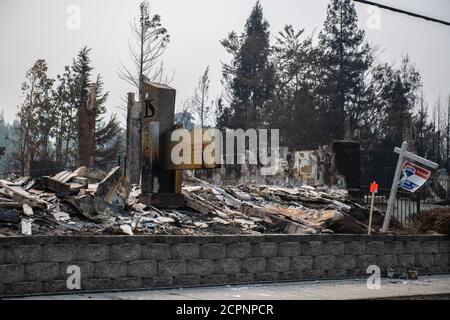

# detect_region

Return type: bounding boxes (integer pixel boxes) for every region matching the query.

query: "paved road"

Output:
[10,274,450,300]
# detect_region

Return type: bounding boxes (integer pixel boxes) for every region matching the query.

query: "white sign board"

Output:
[398,161,431,193]
[382,141,438,233]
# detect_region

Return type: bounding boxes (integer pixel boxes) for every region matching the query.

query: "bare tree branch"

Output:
[118,1,170,91]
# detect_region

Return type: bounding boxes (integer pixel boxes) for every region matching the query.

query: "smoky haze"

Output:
[0,0,449,123]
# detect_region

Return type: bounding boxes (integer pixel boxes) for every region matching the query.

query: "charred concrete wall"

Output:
[0,235,448,297]
[194,141,361,189]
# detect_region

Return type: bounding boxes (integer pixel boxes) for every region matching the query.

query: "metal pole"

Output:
[382,141,408,233]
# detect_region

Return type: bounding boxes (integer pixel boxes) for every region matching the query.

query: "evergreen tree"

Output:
[92,74,124,168]
[96,114,124,168]
[318,0,372,140]
[72,47,122,168]
[219,1,275,130]
[271,25,323,149]
[361,56,422,173]
[73,47,94,110]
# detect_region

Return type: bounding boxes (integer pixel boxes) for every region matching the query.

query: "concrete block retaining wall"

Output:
[0,234,449,297]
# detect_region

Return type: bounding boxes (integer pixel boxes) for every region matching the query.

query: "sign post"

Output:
[381,141,438,233]
[368,182,378,235]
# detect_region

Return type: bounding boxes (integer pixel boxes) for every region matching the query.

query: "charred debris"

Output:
[0,166,406,237]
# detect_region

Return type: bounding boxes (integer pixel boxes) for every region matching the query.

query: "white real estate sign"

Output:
[398,161,431,193]
[381,142,438,233]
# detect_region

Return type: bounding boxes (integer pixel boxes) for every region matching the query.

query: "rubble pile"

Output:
[183,175,395,235]
[0,167,397,237]
[0,166,132,236]
[414,208,450,235]
[0,167,273,236]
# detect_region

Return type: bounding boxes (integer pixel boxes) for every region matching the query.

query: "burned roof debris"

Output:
[0,166,404,237]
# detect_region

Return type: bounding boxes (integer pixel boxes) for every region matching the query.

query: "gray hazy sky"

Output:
[0,0,449,124]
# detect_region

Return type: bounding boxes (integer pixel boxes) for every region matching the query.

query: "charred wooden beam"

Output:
[240,204,315,234]
[40,176,85,196]
[0,180,48,209]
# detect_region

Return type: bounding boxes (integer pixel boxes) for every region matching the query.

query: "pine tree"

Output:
[96,114,124,169]
[219,1,275,130]
[72,47,122,169]
[271,25,323,149]
[73,47,93,108]
[318,0,372,140]
[73,47,97,167]
[361,57,422,173]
